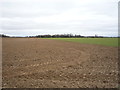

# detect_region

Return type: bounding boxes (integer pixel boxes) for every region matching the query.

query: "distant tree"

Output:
[0,34,10,37]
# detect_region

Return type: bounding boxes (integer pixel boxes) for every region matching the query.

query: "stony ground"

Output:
[2,38,119,88]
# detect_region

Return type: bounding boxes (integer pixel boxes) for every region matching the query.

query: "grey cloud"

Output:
[0,0,118,36]
[1,0,74,18]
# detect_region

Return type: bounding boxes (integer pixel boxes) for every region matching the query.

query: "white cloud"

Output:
[0,0,119,36]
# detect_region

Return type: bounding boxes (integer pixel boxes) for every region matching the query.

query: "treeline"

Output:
[34,34,84,38]
[29,34,104,38]
[1,34,118,38]
[0,34,10,37]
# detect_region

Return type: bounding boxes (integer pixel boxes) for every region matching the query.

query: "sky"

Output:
[0,0,119,37]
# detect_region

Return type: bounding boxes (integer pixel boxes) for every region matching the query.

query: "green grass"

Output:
[45,38,119,47]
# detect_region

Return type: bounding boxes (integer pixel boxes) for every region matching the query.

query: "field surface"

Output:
[46,38,119,47]
[2,38,118,88]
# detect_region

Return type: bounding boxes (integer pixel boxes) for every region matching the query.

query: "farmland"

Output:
[2,38,119,88]
[46,38,119,47]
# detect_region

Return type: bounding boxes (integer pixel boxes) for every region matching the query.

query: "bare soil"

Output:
[2,38,119,88]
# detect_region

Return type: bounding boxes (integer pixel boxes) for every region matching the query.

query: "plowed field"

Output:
[2,38,119,88]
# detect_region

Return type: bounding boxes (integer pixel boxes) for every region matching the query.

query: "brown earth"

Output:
[2,38,119,88]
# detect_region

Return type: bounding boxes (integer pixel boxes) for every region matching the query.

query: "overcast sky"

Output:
[0,0,119,36]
